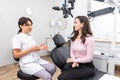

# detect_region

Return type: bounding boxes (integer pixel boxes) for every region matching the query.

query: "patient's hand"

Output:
[72,62,79,68]
[66,58,73,63]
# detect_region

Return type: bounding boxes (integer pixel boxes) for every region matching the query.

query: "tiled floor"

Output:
[0,55,120,80]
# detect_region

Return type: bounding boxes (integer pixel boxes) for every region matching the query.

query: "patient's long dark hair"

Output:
[18,17,33,34]
[71,16,93,44]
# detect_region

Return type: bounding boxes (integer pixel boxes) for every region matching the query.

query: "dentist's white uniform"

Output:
[12,33,49,75]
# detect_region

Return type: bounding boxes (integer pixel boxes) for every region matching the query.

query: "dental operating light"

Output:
[52,0,75,18]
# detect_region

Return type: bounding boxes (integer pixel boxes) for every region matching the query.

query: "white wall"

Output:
[0,0,58,67]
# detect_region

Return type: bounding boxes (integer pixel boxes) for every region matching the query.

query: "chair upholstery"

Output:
[13,52,39,80]
[51,34,106,80]
[17,69,38,80]
[51,34,70,69]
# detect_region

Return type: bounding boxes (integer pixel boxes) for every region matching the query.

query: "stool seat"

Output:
[17,69,39,80]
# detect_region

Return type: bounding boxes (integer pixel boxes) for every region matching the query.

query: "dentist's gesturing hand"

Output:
[39,43,48,50]
[30,43,48,52]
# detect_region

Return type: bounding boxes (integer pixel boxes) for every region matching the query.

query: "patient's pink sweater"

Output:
[70,36,94,63]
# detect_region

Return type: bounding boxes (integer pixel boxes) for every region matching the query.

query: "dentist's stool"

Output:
[13,57,39,80]
[17,69,39,80]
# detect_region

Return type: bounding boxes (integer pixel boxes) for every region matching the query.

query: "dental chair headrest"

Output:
[53,34,65,47]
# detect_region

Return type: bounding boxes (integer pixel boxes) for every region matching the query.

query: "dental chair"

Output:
[50,34,108,80]
[13,53,39,80]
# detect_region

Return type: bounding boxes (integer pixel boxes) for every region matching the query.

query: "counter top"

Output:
[95,39,120,44]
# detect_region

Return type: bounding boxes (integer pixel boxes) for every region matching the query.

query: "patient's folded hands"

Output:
[72,62,79,68]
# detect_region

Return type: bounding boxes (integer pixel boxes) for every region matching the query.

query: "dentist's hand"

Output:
[30,45,41,52]
[39,43,48,50]
[29,43,48,52]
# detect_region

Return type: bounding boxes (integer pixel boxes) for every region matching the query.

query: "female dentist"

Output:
[12,17,56,80]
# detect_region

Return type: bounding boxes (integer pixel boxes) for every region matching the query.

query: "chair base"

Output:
[17,69,39,80]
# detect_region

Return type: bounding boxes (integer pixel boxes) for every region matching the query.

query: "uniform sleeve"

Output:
[73,37,94,63]
[12,36,21,49]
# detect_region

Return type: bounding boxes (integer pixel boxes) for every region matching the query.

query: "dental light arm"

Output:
[95,0,120,6]
[68,0,75,9]
[52,6,61,11]
[95,0,105,2]
[88,0,120,18]
[87,7,115,18]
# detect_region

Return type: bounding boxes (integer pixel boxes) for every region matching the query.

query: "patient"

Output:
[12,16,56,80]
[58,16,95,80]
